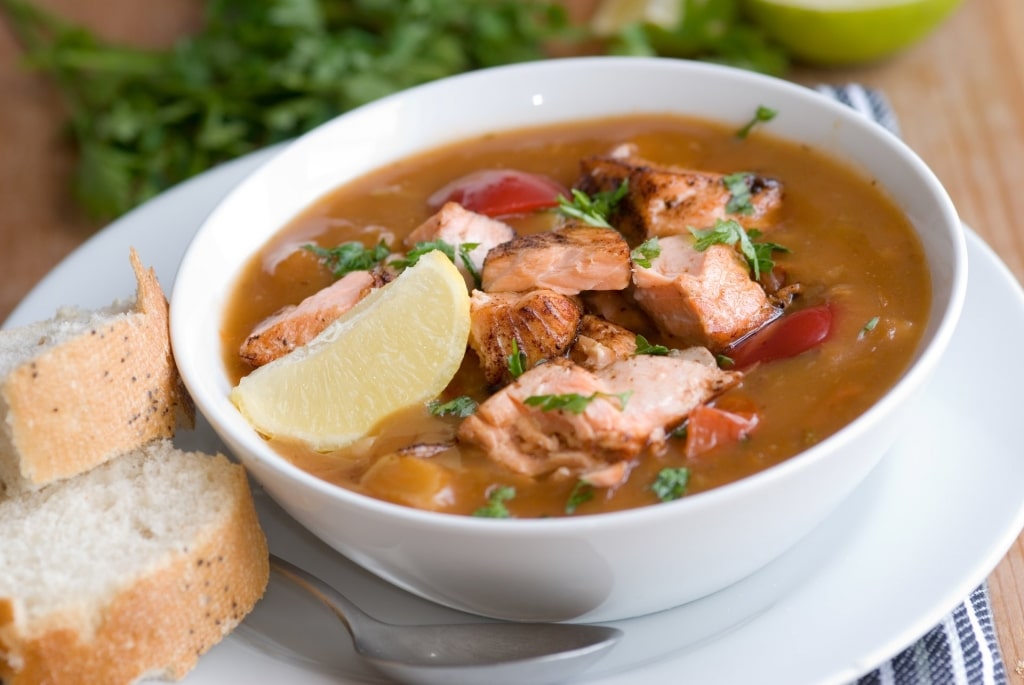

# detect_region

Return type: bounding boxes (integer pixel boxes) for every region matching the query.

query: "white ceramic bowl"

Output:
[171,57,966,623]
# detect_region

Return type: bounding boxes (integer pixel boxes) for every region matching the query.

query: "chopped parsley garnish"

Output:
[736,105,778,139]
[722,172,756,215]
[391,239,482,286]
[858,316,881,340]
[556,180,629,228]
[651,467,690,502]
[428,396,478,418]
[458,242,482,288]
[717,354,735,368]
[565,480,595,514]
[524,390,632,414]
[304,240,390,279]
[635,334,669,356]
[389,239,455,270]
[507,338,527,378]
[689,219,789,281]
[630,237,661,268]
[472,485,516,518]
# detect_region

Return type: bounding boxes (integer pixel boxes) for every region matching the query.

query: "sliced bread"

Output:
[0,249,194,496]
[0,439,269,684]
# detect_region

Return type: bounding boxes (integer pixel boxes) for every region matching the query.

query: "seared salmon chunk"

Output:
[468,289,583,386]
[481,223,631,295]
[632,234,779,352]
[240,269,388,367]
[457,354,740,478]
[569,314,638,371]
[577,155,783,240]
[405,201,516,289]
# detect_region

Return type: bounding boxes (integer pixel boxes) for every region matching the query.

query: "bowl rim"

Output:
[170,55,967,532]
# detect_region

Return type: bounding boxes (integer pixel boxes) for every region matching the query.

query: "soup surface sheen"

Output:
[223,114,930,518]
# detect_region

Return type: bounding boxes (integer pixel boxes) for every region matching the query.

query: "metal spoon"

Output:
[270,554,623,685]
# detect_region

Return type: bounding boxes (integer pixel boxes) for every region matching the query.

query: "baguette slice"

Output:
[0,439,269,684]
[0,248,194,496]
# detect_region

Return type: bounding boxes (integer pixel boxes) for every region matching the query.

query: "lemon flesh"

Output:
[230,250,471,451]
[742,0,963,67]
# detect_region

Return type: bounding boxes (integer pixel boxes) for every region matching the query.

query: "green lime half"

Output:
[742,0,964,67]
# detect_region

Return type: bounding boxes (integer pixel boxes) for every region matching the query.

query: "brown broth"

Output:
[222,114,930,518]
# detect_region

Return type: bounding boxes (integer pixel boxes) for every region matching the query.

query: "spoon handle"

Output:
[269,553,377,639]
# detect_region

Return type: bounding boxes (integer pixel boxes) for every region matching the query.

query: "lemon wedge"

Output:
[742,0,963,66]
[230,250,471,451]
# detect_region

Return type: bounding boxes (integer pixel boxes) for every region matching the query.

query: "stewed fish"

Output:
[223,113,930,518]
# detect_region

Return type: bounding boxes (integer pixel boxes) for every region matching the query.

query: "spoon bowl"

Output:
[270,554,623,685]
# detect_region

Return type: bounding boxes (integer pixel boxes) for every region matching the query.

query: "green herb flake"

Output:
[389,239,455,270]
[565,480,595,515]
[428,395,478,418]
[556,180,628,228]
[304,240,390,279]
[472,485,516,519]
[716,354,735,368]
[858,316,881,340]
[736,105,778,139]
[630,236,661,268]
[651,467,690,502]
[722,172,756,215]
[457,242,482,288]
[523,390,632,414]
[689,219,789,281]
[507,338,527,379]
[635,334,669,356]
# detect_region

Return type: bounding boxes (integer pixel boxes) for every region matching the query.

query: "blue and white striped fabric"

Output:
[818,83,1008,685]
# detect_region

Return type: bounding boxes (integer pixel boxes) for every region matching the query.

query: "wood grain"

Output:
[2,0,1023,676]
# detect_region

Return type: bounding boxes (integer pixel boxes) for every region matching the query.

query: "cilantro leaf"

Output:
[736,105,778,139]
[304,240,390,278]
[630,237,661,268]
[457,242,482,288]
[651,467,690,502]
[428,395,478,418]
[389,239,455,270]
[635,334,669,356]
[1,0,572,221]
[689,219,788,281]
[722,172,756,215]
[507,338,527,379]
[556,180,628,228]
[472,485,516,518]
[524,390,632,414]
[565,480,594,515]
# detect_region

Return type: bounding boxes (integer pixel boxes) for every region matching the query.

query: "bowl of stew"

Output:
[171,56,966,622]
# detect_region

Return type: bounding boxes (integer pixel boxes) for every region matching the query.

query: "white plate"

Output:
[8,148,1024,685]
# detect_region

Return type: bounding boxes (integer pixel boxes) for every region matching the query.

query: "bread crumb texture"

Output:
[0,440,269,684]
[0,249,195,495]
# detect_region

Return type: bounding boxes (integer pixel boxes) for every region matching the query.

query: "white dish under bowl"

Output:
[170,56,966,622]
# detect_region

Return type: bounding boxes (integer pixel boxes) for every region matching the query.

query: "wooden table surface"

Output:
[2,0,1022,678]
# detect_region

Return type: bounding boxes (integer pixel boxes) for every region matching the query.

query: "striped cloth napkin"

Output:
[817,83,1008,685]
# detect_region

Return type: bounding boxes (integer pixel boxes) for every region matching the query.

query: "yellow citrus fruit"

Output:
[742,0,963,67]
[230,250,471,451]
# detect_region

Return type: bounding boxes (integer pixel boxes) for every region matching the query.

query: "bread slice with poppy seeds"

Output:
[0,439,269,685]
[0,248,194,496]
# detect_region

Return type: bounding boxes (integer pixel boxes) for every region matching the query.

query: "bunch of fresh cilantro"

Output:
[1,0,786,222]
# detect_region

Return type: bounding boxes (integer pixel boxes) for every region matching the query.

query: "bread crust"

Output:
[0,459,269,685]
[1,248,195,492]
